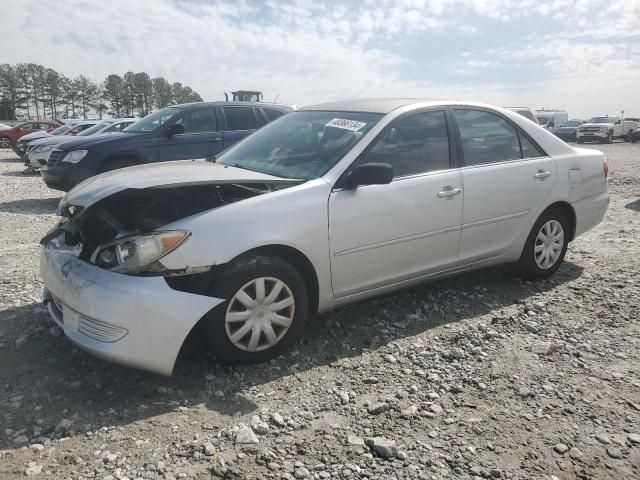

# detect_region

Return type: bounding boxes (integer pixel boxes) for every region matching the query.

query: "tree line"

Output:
[0,63,203,121]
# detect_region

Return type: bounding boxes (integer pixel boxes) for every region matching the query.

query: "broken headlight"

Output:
[90,230,190,274]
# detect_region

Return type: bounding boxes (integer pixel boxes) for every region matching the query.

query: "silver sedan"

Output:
[40,99,609,374]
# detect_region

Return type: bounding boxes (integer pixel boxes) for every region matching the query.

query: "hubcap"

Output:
[534,220,564,270]
[225,277,295,352]
[0,138,10,148]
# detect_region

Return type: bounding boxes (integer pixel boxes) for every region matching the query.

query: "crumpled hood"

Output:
[60,160,300,210]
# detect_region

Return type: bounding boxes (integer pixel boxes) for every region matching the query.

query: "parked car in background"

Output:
[0,122,11,130]
[0,120,62,148]
[505,107,539,124]
[41,102,293,191]
[535,110,568,133]
[554,119,584,142]
[15,121,87,158]
[577,116,627,143]
[40,99,609,374]
[25,119,136,169]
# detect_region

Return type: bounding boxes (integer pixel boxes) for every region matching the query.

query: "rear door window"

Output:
[454,109,522,165]
[263,108,285,122]
[222,107,258,131]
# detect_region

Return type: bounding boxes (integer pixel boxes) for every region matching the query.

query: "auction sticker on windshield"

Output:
[325,118,367,131]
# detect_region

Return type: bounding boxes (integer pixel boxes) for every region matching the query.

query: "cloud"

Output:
[1,0,638,117]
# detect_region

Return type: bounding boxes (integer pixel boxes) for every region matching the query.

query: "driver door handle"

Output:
[437,186,462,198]
[533,170,552,179]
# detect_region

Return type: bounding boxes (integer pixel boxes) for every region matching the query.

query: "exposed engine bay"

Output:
[58,182,286,264]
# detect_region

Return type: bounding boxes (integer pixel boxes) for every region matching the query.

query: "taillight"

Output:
[603,159,609,180]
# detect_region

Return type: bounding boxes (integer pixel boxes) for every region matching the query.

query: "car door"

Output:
[453,108,556,264]
[157,107,223,161]
[220,106,259,150]
[329,109,463,298]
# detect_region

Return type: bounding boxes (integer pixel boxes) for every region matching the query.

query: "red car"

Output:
[0,120,62,148]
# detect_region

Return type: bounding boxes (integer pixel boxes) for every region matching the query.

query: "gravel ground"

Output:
[0,143,639,480]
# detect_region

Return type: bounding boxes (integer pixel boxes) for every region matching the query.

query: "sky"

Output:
[2,0,640,118]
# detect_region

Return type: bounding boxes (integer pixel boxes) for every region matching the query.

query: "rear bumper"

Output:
[572,190,609,238]
[40,236,223,375]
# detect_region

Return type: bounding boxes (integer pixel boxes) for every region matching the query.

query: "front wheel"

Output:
[0,137,11,149]
[203,254,308,364]
[518,208,570,280]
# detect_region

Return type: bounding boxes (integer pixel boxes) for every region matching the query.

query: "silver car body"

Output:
[41,100,609,374]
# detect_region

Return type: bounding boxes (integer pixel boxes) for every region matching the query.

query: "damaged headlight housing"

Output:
[61,150,88,164]
[90,230,190,274]
[35,144,55,153]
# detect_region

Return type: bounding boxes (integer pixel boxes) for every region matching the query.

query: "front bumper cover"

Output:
[40,235,223,375]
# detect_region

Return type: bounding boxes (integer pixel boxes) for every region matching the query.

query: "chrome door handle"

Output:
[533,170,552,179]
[437,186,462,198]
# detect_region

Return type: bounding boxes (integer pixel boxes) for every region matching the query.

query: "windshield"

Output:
[564,120,582,127]
[51,124,73,135]
[77,122,109,136]
[217,111,383,180]
[588,117,612,124]
[124,107,181,132]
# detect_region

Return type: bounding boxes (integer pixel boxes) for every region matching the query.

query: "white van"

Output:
[535,110,569,133]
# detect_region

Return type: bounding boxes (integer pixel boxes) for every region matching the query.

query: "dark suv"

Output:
[41,102,292,191]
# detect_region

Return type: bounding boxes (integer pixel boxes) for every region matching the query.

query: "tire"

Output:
[625,130,632,142]
[517,208,570,280]
[0,137,11,149]
[202,254,308,364]
[632,136,638,144]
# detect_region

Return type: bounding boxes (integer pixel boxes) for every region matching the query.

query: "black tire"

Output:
[202,254,308,364]
[518,208,570,280]
[604,131,613,144]
[625,130,633,142]
[632,136,638,144]
[99,157,138,173]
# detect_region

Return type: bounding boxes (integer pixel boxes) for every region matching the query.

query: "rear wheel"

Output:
[625,130,633,142]
[0,137,11,148]
[518,208,569,280]
[202,254,308,364]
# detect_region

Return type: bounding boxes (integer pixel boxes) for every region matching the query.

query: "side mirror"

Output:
[166,123,185,137]
[344,163,393,188]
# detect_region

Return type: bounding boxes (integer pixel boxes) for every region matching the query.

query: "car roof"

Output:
[300,98,516,114]
[173,101,293,112]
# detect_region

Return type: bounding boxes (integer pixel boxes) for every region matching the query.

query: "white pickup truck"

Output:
[576,116,637,143]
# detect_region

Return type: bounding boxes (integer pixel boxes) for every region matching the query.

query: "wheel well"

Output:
[545,201,576,241]
[243,245,320,314]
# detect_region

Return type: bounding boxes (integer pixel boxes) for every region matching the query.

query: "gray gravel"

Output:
[1,143,639,479]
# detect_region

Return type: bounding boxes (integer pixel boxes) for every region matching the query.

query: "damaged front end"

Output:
[52,181,292,276]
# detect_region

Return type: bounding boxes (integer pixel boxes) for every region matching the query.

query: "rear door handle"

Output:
[533,170,552,179]
[437,186,462,198]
